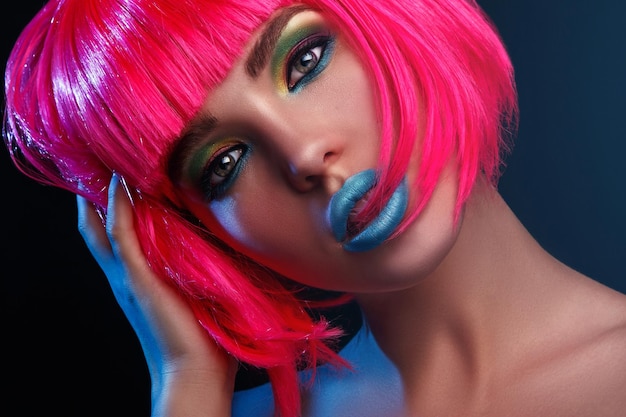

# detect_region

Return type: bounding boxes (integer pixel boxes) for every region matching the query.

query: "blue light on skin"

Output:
[185,140,258,248]
[232,321,405,417]
[207,195,254,249]
[327,169,409,252]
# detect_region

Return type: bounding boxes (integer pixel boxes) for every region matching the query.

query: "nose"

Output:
[284,138,344,192]
[249,97,346,193]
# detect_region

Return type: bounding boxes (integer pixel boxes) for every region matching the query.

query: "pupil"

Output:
[216,155,233,176]
[298,52,317,71]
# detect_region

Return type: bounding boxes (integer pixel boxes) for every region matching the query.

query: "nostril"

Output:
[323,151,336,163]
[288,147,341,191]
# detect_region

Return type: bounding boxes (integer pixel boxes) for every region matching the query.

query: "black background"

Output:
[2,1,625,415]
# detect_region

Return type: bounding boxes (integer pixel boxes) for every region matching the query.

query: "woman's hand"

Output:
[77,174,236,417]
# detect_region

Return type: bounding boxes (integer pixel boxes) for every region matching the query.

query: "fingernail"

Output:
[112,172,135,207]
[93,203,107,227]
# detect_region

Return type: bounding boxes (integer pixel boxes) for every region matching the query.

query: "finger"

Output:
[105,177,203,325]
[102,176,234,382]
[105,173,147,269]
[77,193,112,260]
[105,174,167,298]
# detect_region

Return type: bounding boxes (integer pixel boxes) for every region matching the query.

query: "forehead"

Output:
[166,5,316,183]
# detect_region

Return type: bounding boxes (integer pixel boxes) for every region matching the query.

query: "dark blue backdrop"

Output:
[482,0,625,292]
[1,1,624,416]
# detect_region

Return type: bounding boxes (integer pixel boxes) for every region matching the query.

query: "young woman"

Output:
[4,0,626,416]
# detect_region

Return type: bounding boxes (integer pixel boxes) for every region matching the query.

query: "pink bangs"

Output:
[303,0,517,226]
[5,0,285,205]
[4,1,518,416]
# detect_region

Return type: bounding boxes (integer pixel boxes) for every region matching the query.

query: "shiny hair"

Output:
[4,0,516,415]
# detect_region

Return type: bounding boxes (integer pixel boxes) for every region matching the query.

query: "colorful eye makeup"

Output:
[271,21,335,94]
[187,140,251,201]
[178,12,337,202]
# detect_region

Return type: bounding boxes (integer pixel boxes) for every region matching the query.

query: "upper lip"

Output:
[327,169,409,252]
[327,169,378,243]
[346,189,373,238]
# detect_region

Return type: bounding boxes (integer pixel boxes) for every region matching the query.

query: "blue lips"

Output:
[327,169,408,252]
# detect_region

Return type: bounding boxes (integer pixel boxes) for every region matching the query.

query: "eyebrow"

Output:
[168,6,309,182]
[245,5,309,78]
[167,114,218,182]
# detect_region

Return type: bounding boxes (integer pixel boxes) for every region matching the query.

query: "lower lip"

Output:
[327,169,408,252]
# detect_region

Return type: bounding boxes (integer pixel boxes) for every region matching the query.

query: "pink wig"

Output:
[4,0,517,415]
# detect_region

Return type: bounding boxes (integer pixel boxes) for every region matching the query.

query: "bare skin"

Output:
[85,172,626,417]
[78,176,237,417]
[358,180,626,417]
[76,8,626,417]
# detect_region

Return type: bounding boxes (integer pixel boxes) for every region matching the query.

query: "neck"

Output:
[354,182,584,403]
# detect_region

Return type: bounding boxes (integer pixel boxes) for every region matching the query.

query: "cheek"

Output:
[326,46,379,129]
[207,195,294,255]
[206,195,278,254]
[206,196,251,247]
[195,175,321,266]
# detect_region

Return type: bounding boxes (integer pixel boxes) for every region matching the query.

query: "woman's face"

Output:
[170,8,461,292]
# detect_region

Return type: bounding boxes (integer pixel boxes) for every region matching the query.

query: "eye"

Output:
[288,44,323,88]
[200,144,249,201]
[286,35,334,92]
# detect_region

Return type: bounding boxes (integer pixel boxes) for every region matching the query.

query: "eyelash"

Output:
[200,143,250,201]
[195,31,334,199]
[286,33,335,92]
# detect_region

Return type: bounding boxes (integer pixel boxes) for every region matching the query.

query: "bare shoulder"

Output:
[581,315,626,413]
[520,285,626,416]
[577,285,626,377]
[588,309,626,378]
[557,289,626,415]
